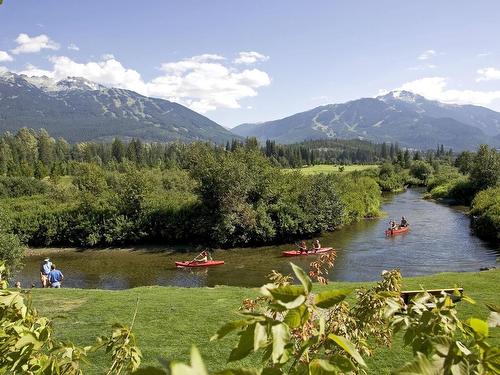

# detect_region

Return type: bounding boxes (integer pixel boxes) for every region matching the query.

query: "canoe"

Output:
[282,247,334,257]
[175,260,225,268]
[385,226,409,236]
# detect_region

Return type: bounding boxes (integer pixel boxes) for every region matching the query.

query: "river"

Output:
[17,189,498,289]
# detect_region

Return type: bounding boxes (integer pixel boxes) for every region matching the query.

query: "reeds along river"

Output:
[18,189,499,290]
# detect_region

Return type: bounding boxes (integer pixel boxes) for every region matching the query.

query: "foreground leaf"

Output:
[392,353,442,375]
[314,289,351,308]
[328,334,366,367]
[211,320,254,341]
[283,305,310,328]
[229,324,255,362]
[309,359,339,374]
[271,323,290,364]
[290,262,312,294]
[468,318,489,339]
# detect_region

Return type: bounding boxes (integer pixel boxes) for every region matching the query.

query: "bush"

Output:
[0,176,50,198]
[409,160,433,182]
[0,212,25,275]
[470,186,500,242]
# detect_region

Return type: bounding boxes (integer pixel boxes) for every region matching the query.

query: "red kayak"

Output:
[385,226,409,236]
[175,260,225,268]
[282,247,334,257]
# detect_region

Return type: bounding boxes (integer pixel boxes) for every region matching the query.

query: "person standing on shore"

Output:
[40,258,52,288]
[48,264,64,288]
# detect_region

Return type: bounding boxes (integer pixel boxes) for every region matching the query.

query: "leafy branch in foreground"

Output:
[207,263,402,374]
[392,290,500,374]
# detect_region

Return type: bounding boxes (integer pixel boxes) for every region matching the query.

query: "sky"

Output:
[1,0,500,128]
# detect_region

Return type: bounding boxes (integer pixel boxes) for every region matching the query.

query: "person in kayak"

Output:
[298,241,308,254]
[192,250,212,263]
[389,221,398,230]
[312,239,321,253]
[400,216,408,227]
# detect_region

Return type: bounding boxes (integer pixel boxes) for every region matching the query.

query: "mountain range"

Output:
[233,90,500,150]
[1,71,499,150]
[0,71,236,143]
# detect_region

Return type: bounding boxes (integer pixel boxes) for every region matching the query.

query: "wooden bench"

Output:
[400,288,464,305]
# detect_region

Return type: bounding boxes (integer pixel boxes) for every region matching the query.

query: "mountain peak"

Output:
[56,76,105,91]
[377,90,424,103]
[1,71,105,92]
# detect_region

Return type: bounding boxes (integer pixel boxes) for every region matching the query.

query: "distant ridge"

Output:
[0,71,237,143]
[233,90,500,150]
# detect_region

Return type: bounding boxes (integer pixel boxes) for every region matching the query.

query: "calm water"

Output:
[17,189,498,289]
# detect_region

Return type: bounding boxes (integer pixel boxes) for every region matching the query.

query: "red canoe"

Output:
[175,260,225,268]
[282,247,334,257]
[385,226,410,236]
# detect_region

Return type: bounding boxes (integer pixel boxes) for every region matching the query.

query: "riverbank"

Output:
[30,269,500,374]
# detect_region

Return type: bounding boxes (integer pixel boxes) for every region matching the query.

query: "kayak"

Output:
[282,247,334,257]
[175,260,225,268]
[385,226,409,236]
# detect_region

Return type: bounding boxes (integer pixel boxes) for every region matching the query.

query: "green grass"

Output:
[283,164,378,175]
[30,269,499,374]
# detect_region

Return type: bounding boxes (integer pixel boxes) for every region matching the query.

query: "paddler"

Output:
[312,239,321,253]
[298,241,308,254]
[400,216,408,227]
[192,250,211,263]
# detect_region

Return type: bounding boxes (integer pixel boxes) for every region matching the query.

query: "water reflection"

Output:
[17,189,498,289]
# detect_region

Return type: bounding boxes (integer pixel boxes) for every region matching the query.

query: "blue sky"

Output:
[1,0,500,127]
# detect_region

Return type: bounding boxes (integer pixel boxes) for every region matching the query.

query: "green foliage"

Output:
[332,173,381,221]
[470,186,500,242]
[392,290,500,374]
[409,161,433,183]
[0,176,50,198]
[455,151,475,174]
[73,163,108,195]
[377,163,407,192]
[0,211,25,275]
[470,145,500,193]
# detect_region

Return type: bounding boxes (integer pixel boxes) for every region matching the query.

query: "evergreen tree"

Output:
[111,138,125,162]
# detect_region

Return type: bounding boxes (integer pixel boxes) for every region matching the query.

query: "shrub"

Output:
[470,186,500,242]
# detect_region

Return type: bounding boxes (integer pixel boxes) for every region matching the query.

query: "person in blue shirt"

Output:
[48,264,64,288]
[39,258,52,288]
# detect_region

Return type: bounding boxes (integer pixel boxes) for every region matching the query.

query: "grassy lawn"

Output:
[30,269,499,374]
[283,164,378,175]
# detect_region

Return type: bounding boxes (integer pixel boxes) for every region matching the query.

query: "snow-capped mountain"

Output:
[0,71,236,143]
[233,90,500,150]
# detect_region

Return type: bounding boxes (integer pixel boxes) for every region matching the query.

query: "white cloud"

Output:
[477,52,492,58]
[12,33,60,54]
[408,63,437,71]
[0,51,13,62]
[101,53,115,60]
[149,55,270,112]
[388,76,500,107]
[233,51,269,65]
[418,49,436,60]
[15,53,271,113]
[18,63,53,77]
[0,66,8,74]
[476,67,500,82]
[68,43,80,51]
